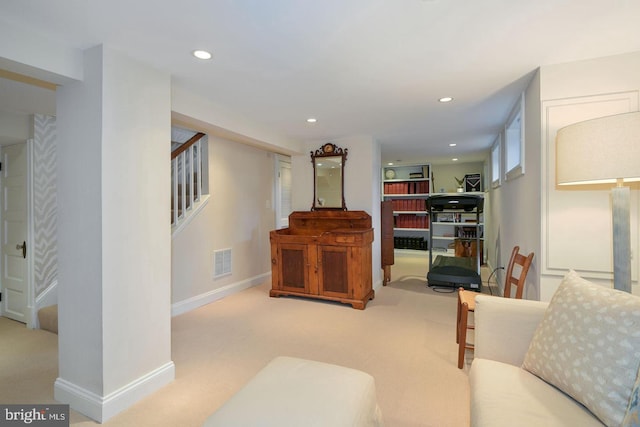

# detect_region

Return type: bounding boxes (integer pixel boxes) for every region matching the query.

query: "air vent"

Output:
[213,248,232,278]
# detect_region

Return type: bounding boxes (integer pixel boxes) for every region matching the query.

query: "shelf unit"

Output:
[381,163,431,252]
[426,194,484,290]
[430,205,484,258]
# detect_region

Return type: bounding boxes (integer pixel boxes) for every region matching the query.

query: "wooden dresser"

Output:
[269,210,374,309]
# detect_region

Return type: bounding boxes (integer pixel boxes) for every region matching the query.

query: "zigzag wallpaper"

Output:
[33,114,57,298]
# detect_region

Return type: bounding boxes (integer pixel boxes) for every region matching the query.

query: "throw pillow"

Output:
[522,270,640,427]
[623,371,640,427]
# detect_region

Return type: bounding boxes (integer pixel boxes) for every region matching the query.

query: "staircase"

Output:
[172,132,205,228]
[38,304,58,334]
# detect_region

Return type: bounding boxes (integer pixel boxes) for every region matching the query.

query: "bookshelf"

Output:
[381,163,431,252]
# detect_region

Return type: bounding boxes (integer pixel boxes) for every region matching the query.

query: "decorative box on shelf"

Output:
[464,173,482,192]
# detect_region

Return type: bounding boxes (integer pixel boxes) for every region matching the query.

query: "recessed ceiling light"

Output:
[387,162,394,166]
[306,118,317,123]
[439,97,453,103]
[449,143,457,147]
[193,50,212,60]
[452,158,459,161]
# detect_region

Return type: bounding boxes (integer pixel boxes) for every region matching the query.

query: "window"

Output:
[491,135,501,188]
[505,93,525,180]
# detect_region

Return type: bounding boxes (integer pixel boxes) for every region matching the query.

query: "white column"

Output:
[55,45,174,422]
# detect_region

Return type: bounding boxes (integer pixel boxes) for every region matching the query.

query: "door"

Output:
[275,156,292,229]
[381,200,394,285]
[1,143,28,323]
[279,243,311,294]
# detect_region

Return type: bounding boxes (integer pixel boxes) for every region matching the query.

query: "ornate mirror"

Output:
[311,143,348,210]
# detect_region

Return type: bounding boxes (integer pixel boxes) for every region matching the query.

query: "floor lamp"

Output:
[556,111,640,293]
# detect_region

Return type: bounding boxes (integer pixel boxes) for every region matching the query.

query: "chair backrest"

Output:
[503,246,535,299]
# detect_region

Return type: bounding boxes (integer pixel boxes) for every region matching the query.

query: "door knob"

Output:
[16,241,26,259]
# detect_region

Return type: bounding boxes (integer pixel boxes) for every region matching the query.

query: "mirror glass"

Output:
[311,143,347,210]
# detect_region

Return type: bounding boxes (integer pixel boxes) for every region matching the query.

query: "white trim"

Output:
[171,272,270,317]
[35,279,58,307]
[372,277,384,292]
[54,361,175,423]
[504,93,525,181]
[490,135,501,189]
[171,194,210,238]
[26,138,35,328]
[274,154,292,230]
[274,154,281,228]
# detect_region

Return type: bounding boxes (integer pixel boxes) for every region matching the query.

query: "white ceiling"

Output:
[1,0,640,163]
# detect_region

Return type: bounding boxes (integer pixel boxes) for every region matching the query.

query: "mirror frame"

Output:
[310,142,348,211]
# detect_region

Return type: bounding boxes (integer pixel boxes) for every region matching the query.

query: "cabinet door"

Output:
[317,245,350,298]
[381,200,394,266]
[279,243,311,293]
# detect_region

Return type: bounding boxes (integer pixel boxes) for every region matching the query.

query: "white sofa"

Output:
[469,295,605,427]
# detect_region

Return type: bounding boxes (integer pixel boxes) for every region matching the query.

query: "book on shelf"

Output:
[384,181,430,195]
[395,214,429,229]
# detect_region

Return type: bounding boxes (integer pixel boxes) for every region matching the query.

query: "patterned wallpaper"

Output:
[33,114,57,297]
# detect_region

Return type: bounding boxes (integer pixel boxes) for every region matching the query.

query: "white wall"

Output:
[538,52,640,299]
[487,71,542,299]
[171,87,302,156]
[0,18,83,84]
[291,136,382,288]
[100,46,173,395]
[171,136,276,310]
[431,162,484,194]
[56,45,105,400]
[0,110,30,145]
[491,51,640,301]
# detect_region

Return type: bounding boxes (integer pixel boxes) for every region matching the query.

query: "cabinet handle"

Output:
[271,258,277,264]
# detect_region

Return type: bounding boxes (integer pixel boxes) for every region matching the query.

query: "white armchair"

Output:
[473,295,547,366]
[469,295,605,427]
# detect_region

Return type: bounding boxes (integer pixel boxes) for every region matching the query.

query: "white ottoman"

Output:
[203,356,384,427]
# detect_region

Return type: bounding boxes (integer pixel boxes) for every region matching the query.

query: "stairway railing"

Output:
[171,132,205,227]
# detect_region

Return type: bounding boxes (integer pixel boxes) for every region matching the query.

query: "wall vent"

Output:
[214,248,232,278]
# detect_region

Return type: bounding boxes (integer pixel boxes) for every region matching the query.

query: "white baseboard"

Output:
[54,361,175,423]
[373,277,384,291]
[171,272,271,317]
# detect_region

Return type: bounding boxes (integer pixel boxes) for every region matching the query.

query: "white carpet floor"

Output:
[1,254,489,426]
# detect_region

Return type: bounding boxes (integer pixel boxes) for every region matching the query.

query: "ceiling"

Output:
[1,0,640,163]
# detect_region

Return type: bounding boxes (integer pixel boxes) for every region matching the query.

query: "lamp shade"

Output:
[556,111,640,185]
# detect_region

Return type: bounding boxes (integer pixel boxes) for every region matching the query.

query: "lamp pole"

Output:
[612,181,632,293]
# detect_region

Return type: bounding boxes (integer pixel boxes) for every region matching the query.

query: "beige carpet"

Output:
[1,255,490,426]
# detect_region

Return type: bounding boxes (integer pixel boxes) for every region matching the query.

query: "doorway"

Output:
[0,142,29,324]
[275,155,292,230]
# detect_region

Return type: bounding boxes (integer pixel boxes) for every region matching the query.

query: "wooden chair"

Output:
[456,246,534,369]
